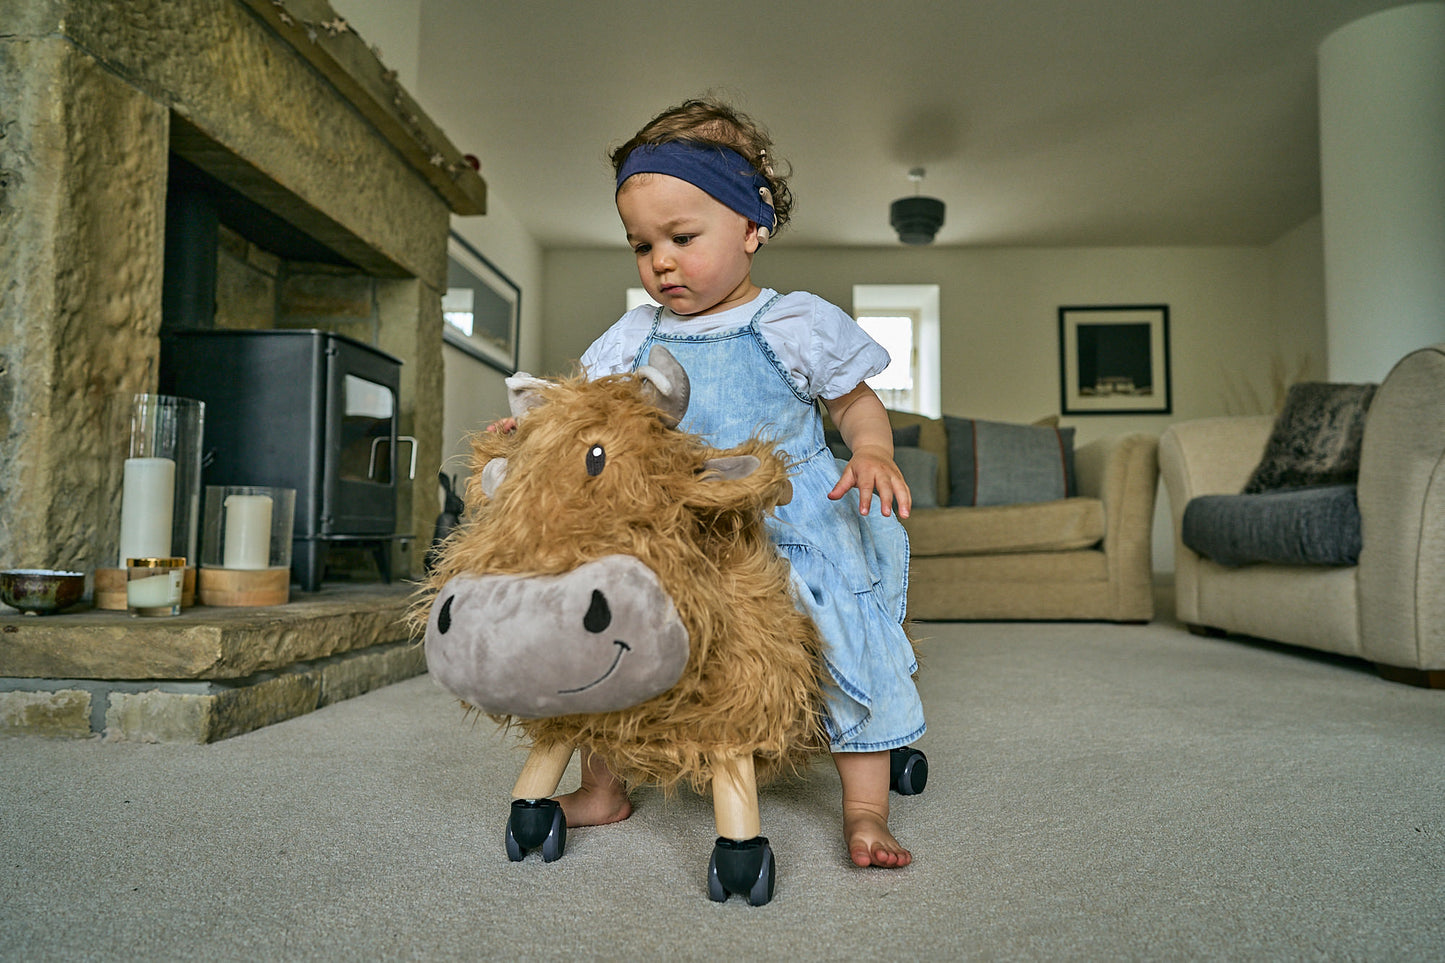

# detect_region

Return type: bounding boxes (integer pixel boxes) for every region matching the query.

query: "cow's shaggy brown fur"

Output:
[416,371,827,792]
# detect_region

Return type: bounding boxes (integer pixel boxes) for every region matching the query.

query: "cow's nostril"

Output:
[584,589,611,633]
[437,594,453,634]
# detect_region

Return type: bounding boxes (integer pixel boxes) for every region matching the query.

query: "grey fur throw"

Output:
[1243,382,1377,493]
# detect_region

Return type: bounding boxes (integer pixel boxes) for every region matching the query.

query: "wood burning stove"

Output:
[160,329,412,591]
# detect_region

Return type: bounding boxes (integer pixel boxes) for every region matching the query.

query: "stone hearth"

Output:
[0,585,423,743]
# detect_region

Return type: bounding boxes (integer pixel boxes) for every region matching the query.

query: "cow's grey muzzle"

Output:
[425,555,689,718]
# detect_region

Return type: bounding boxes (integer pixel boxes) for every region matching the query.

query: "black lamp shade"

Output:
[890,196,946,245]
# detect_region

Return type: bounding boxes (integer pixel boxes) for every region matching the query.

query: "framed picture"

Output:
[1058,305,1171,415]
[443,232,521,374]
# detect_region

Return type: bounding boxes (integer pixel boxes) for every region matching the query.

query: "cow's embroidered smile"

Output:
[559,640,632,693]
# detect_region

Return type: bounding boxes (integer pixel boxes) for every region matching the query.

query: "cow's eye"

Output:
[585,444,606,476]
[436,594,453,634]
[584,590,611,633]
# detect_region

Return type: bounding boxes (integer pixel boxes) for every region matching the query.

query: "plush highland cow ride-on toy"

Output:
[421,346,923,905]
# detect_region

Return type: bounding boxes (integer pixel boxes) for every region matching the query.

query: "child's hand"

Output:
[828,444,912,518]
[486,417,517,435]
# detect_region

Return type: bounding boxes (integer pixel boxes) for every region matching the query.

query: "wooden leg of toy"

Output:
[512,741,575,800]
[707,753,775,905]
[710,751,761,840]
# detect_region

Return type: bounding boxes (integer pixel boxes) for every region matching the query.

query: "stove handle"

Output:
[369,436,418,481]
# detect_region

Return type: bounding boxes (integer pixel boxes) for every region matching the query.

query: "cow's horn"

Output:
[636,345,690,425]
[505,373,550,420]
[480,457,508,498]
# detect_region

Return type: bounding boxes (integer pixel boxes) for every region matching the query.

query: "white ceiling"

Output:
[403,0,1415,249]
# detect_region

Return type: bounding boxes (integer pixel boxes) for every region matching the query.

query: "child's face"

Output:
[617,174,762,317]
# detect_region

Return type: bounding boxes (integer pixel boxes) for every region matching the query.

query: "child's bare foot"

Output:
[555,783,632,827]
[844,807,912,868]
[833,750,912,868]
[553,750,632,827]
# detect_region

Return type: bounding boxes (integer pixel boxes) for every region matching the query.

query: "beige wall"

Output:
[541,231,1327,446]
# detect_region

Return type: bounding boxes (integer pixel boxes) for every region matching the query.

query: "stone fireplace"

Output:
[0,0,486,739]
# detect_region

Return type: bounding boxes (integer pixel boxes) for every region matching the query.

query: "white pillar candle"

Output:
[223,494,273,570]
[118,457,175,565]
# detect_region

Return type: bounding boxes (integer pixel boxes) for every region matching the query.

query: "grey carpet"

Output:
[4,603,1443,961]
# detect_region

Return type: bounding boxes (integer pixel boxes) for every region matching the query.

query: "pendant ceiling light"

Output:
[889,167,945,245]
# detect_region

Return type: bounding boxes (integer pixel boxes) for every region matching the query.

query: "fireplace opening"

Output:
[158,130,414,591]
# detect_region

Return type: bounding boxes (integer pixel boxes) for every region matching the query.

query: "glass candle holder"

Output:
[199,486,295,607]
[96,394,205,610]
[118,395,205,565]
[202,486,295,570]
[126,557,185,617]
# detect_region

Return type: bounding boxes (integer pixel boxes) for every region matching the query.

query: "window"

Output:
[626,288,659,311]
[623,284,941,417]
[441,287,474,336]
[853,284,941,417]
[857,313,917,410]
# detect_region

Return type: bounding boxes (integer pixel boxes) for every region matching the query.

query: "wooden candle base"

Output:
[94,568,128,610]
[198,567,290,607]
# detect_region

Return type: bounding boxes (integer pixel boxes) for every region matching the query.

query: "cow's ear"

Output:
[701,457,792,507]
[685,452,792,511]
[700,455,759,480]
[504,373,550,420]
[636,346,689,425]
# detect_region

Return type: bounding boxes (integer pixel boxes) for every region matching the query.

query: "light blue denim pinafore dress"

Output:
[632,295,925,752]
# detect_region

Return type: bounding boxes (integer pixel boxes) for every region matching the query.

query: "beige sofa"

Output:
[1159,343,1445,686]
[883,411,1159,622]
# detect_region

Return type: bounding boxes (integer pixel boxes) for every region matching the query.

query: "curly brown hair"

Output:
[611,98,794,236]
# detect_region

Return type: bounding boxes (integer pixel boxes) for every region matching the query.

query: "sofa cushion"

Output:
[894,446,939,509]
[1182,484,1362,567]
[903,497,1104,557]
[885,411,950,502]
[1243,382,1377,493]
[943,416,1076,506]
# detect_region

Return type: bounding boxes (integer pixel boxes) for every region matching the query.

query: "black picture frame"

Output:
[443,232,521,375]
[1058,304,1171,415]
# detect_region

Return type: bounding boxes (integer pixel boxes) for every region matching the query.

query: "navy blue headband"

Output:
[616,142,777,232]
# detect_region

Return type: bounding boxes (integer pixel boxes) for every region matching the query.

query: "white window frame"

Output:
[853,284,941,417]
[626,288,658,311]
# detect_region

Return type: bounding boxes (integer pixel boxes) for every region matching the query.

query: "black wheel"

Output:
[506,798,567,862]
[505,819,525,861]
[747,844,776,906]
[539,804,567,862]
[890,746,928,795]
[707,851,727,902]
[708,836,775,906]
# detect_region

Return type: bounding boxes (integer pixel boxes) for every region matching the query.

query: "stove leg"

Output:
[293,541,325,592]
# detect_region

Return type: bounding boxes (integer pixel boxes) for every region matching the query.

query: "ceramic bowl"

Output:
[0,569,86,615]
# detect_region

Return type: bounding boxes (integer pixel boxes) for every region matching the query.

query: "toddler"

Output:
[562,99,926,869]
